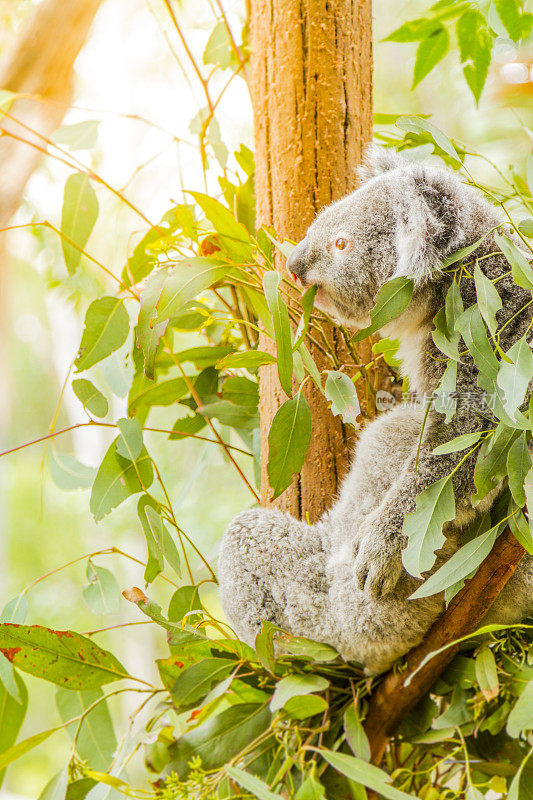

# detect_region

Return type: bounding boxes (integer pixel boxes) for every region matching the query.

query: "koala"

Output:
[218,147,533,675]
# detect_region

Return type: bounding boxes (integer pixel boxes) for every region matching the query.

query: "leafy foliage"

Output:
[3,1,533,796]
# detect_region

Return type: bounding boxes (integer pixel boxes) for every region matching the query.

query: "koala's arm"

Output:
[353,407,481,599]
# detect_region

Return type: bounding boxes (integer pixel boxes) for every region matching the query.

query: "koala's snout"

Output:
[287,235,311,283]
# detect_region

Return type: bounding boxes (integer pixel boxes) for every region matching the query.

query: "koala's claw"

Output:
[353,541,403,599]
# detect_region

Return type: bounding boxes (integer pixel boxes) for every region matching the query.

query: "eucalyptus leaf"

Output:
[75,298,129,373]
[352,277,414,342]
[72,379,109,418]
[0,624,130,689]
[263,271,293,396]
[402,475,456,578]
[61,173,98,274]
[267,389,312,498]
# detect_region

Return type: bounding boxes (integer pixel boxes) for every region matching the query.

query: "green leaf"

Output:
[50,452,95,491]
[507,432,531,507]
[409,522,498,599]
[138,496,165,584]
[167,702,271,777]
[0,671,27,787]
[168,585,202,623]
[75,297,129,373]
[344,703,371,761]
[263,271,293,396]
[293,285,317,351]
[455,304,499,381]
[188,192,253,261]
[154,257,231,323]
[216,350,277,370]
[508,747,533,799]
[227,767,284,800]
[442,239,485,268]
[473,424,518,505]
[385,18,440,42]
[496,337,533,420]
[199,399,258,430]
[402,475,456,578]
[267,389,312,498]
[82,560,120,615]
[146,505,181,578]
[324,372,361,427]
[115,417,143,460]
[509,505,533,553]
[299,343,322,388]
[0,727,60,773]
[172,345,234,369]
[56,687,116,771]
[495,0,525,40]
[72,378,109,418]
[412,24,449,87]
[507,679,533,736]
[222,376,258,407]
[475,645,499,701]
[128,376,188,414]
[37,769,68,800]
[284,694,328,719]
[166,658,236,710]
[294,777,327,800]
[169,413,206,440]
[519,218,533,238]
[203,21,238,70]
[432,307,461,361]
[61,173,98,274]
[496,232,533,290]
[474,263,501,337]
[432,431,483,455]
[352,277,414,342]
[136,267,169,379]
[254,621,279,673]
[278,636,339,662]
[270,674,329,712]
[321,749,418,800]
[53,120,100,150]
[456,10,493,102]
[0,624,130,688]
[89,438,153,522]
[397,116,461,164]
[434,359,457,423]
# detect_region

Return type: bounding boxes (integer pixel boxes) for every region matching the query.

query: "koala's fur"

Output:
[218,147,533,674]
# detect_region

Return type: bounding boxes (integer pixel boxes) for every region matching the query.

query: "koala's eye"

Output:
[335,237,349,251]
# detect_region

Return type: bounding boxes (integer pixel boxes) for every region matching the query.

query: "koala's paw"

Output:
[353,534,403,600]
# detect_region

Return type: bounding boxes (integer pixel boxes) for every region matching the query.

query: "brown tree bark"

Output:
[250,0,376,520]
[364,526,526,768]
[0,0,104,229]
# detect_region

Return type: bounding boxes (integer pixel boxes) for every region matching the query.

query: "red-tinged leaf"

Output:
[0,624,131,689]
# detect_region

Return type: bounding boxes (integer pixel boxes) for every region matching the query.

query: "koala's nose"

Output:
[287,235,310,282]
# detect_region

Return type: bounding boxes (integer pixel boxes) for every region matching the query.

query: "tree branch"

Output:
[363,526,525,766]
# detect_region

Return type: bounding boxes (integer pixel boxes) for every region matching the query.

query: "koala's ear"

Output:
[357,144,405,182]
[393,169,464,283]
[393,189,444,283]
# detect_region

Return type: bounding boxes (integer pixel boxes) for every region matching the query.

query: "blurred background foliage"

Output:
[0,0,531,796]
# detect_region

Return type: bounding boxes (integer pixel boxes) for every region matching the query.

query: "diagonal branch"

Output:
[363,525,525,766]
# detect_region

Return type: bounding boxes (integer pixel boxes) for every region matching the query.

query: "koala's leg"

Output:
[218,508,336,647]
[350,406,486,599]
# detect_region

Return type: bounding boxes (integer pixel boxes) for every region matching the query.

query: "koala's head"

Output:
[287,146,490,329]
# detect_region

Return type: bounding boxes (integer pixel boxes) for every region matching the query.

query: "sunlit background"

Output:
[0,0,531,796]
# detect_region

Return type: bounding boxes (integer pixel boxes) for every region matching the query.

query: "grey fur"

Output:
[218,148,533,674]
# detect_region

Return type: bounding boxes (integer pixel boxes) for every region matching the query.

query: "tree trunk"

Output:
[251,0,374,520]
[0,0,104,229]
